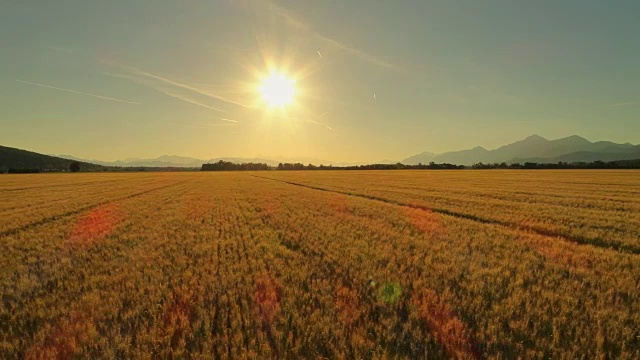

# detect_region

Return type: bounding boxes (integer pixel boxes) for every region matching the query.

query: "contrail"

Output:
[156,87,228,113]
[317,35,401,71]
[300,115,337,132]
[220,118,239,123]
[180,122,237,129]
[105,61,254,109]
[610,101,635,107]
[47,46,74,53]
[264,1,402,72]
[277,112,336,132]
[15,79,140,105]
[174,123,234,129]
[105,70,226,112]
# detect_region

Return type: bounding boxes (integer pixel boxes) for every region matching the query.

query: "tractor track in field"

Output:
[0,180,191,238]
[251,175,640,255]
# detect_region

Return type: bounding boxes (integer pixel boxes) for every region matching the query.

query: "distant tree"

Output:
[8,168,40,174]
[69,161,81,172]
[201,160,269,171]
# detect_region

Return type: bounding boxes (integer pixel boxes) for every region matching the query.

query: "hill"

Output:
[1,146,106,172]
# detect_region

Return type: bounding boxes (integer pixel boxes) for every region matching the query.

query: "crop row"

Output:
[258,170,640,252]
[0,173,192,234]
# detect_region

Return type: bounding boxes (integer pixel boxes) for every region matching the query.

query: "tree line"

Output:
[201,161,465,171]
[5,161,81,173]
[200,159,640,171]
[471,159,640,169]
[275,162,465,170]
[7,159,639,174]
[201,160,270,171]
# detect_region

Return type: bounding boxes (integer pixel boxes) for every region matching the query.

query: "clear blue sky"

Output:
[1,0,638,162]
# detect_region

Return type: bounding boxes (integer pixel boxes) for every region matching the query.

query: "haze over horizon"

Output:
[1,0,639,163]
[47,133,639,166]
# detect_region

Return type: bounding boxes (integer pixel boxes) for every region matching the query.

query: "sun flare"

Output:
[260,72,296,108]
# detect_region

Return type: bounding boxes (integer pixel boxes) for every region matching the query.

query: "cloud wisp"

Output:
[263,1,402,72]
[15,79,140,105]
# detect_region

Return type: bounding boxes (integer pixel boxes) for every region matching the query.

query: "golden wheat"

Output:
[1,171,638,358]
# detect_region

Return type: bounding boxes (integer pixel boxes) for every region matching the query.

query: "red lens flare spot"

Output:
[68,204,123,244]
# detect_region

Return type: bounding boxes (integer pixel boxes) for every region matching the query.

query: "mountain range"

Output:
[53,155,350,168]
[62,134,636,168]
[2,134,638,171]
[402,135,640,165]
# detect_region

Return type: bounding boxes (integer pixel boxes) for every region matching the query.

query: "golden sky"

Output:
[1,0,639,162]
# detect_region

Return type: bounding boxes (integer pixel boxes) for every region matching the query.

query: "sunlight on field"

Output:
[1,171,639,358]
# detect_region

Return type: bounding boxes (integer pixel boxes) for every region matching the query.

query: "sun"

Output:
[260,72,296,108]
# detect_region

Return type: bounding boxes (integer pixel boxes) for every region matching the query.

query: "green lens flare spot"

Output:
[377,282,402,304]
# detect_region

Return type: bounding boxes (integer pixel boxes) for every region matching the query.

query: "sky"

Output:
[1,0,639,163]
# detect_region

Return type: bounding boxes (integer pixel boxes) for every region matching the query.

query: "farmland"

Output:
[1,171,639,359]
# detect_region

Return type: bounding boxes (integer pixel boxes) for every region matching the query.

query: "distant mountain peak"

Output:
[526,134,547,140]
[551,135,593,149]
[556,134,590,142]
[415,151,436,156]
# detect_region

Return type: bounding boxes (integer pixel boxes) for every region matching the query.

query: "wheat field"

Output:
[1,171,639,359]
